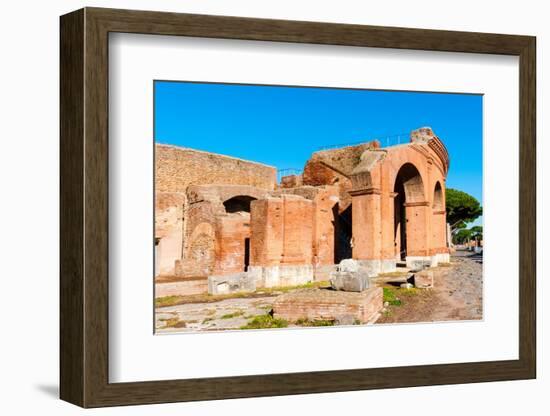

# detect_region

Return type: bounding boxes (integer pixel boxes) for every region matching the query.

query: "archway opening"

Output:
[433,181,443,210]
[393,163,425,260]
[223,195,256,213]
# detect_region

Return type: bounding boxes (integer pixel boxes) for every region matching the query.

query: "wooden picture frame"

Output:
[60,7,536,408]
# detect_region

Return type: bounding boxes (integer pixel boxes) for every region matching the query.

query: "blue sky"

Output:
[154,81,483,222]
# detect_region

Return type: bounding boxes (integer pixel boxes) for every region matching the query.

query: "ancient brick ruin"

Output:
[155,127,450,295]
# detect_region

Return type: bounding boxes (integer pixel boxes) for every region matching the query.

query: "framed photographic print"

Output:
[60,7,536,408]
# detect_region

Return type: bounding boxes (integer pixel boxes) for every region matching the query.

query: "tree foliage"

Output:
[445,188,482,231]
[453,225,483,245]
[454,229,473,244]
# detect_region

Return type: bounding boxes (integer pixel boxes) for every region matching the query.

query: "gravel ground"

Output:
[376,250,483,324]
[156,296,275,333]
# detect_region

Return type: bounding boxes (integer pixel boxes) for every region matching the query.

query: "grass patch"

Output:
[155,296,183,308]
[161,317,187,329]
[295,318,335,327]
[255,281,328,295]
[202,317,214,324]
[240,314,288,330]
[155,282,329,308]
[220,311,244,319]
[400,287,419,296]
[383,287,402,306]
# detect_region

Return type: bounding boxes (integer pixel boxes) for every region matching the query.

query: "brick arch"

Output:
[393,162,425,203]
[433,181,444,210]
[223,195,257,213]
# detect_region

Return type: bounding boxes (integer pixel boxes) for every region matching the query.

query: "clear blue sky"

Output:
[154,81,483,220]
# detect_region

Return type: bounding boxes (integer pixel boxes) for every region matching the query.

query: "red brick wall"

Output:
[214,213,251,274]
[250,195,314,267]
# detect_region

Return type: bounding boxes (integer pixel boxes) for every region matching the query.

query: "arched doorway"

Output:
[223,195,256,213]
[393,163,425,260]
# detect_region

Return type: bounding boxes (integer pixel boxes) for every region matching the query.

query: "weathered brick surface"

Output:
[304,142,378,182]
[348,127,450,271]
[156,144,276,193]
[273,287,383,323]
[155,127,451,285]
[272,185,339,266]
[250,195,313,267]
[155,192,185,275]
[214,213,251,275]
[155,278,208,297]
[280,174,303,188]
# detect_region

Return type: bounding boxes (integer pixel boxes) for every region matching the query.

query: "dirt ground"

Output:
[376,250,483,324]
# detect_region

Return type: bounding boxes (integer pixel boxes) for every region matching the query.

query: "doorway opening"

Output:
[333,203,353,263]
[244,237,250,271]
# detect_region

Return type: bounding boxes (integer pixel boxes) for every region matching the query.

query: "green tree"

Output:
[453,228,473,245]
[446,188,482,233]
[452,225,483,246]
[470,225,483,246]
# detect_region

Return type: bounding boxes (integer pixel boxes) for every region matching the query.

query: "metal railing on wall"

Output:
[277,168,302,182]
[317,132,411,151]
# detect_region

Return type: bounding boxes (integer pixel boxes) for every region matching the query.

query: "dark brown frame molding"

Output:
[60,7,536,408]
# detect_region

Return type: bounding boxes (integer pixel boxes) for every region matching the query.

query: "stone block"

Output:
[406,256,432,271]
[330,271,370,292]
[155,278,208,297]
[413,270,434,288]
[208,272,256,295]
[248,264,313,288]
[339,258,360,272]
[313,264,339,282]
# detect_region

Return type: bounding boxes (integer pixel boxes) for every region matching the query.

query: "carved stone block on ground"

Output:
[330,271,370,292]
[208,272,256,295]
[413,269,434,288]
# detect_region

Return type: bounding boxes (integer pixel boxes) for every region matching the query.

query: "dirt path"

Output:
[376,250,483,324]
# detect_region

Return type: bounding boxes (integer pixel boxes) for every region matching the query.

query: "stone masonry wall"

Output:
[155,144,276,276]
[156,144,277,193]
